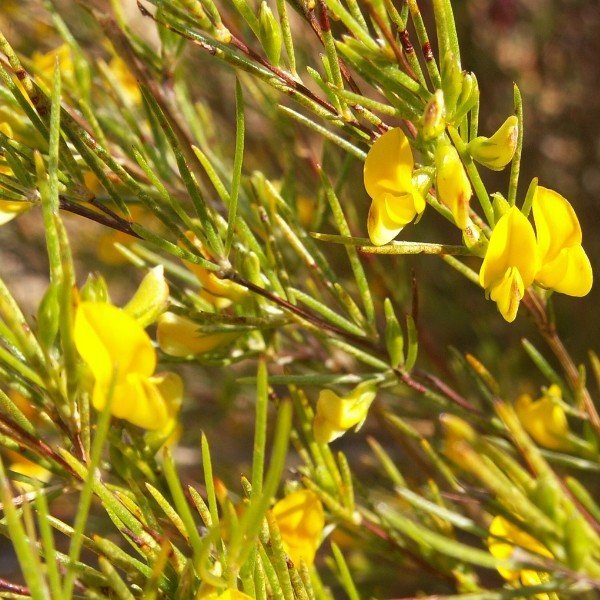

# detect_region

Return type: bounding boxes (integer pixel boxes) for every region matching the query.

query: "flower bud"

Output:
[123,265,170,327]
[384,298,404,368]
[421,90,446,141]
[156,312,239,357]
[259,1,283,66]
[435,143,472,229]
[80,272,110,303]
[441,51,462,117]
[37,282,61,350]
[492,192,510,222]
[468,115,518,171]
[313,381,377,444]
[564,512,591,570]
[452,72,478,123]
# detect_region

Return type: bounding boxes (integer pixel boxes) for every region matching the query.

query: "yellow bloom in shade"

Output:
[364,128,426,246]
[272,489,324,566]
[1,122,30,225]
[6,450,51,492]
[181,231,247,308]
[156,312,240,358]
[313,382,377,444]
[73,302,180,430]
[488,516,552,599]
[514,385,570,451]
[32,44,74,83]
[479,207,539,322]
[435,143,472,229]
[468,115,518,171]
[532,187,592,296]
[108,56,142,105]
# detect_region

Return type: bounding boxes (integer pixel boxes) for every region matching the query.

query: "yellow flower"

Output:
[532,187,592,297]
[272,489,324,567]
[479,207,539,322]
[31,43,75,83]
[488,516,552,599]
[514,385,570,451]
[73,302,181,430]
[313,382,377,444]
[435,143,472,229]
[108,56,142,105]
[364,128,426,246]
[468,115,518,171]
[156,312,240,358]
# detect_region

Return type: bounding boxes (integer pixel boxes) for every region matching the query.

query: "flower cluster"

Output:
[363,118,592,322]
[480,188,592,321]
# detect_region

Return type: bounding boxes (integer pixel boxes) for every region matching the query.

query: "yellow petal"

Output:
[93,373,170,430]
[0,200,29,225]
[364,128,414,199]
[435,144,472,229]
[272,490,324,566]
[480,207,538,291]
[468,115,518,170]
[488,516,552,582]
[181,231,247,303]
[514,388,569,451]
[367,191,422,246]
[489,266,524,323]
[74,302,156,385]
[535,243,593,297]
[109,56,142,105]
[123,266,170,327]
[532,187,582,264]
[313,383,377,444]
[216,591,254,600]
[156,312,239,357]
[32,44,74,81]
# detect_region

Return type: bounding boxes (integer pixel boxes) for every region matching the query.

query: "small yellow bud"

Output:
[468,115,518,170]
[313,381,377,444]
[435,143,472,230]
[156,312,239,358]
[272,489,324,567]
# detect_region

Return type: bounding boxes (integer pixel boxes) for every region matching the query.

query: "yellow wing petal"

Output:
[532,187,582,263]
[535,244,592,297]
